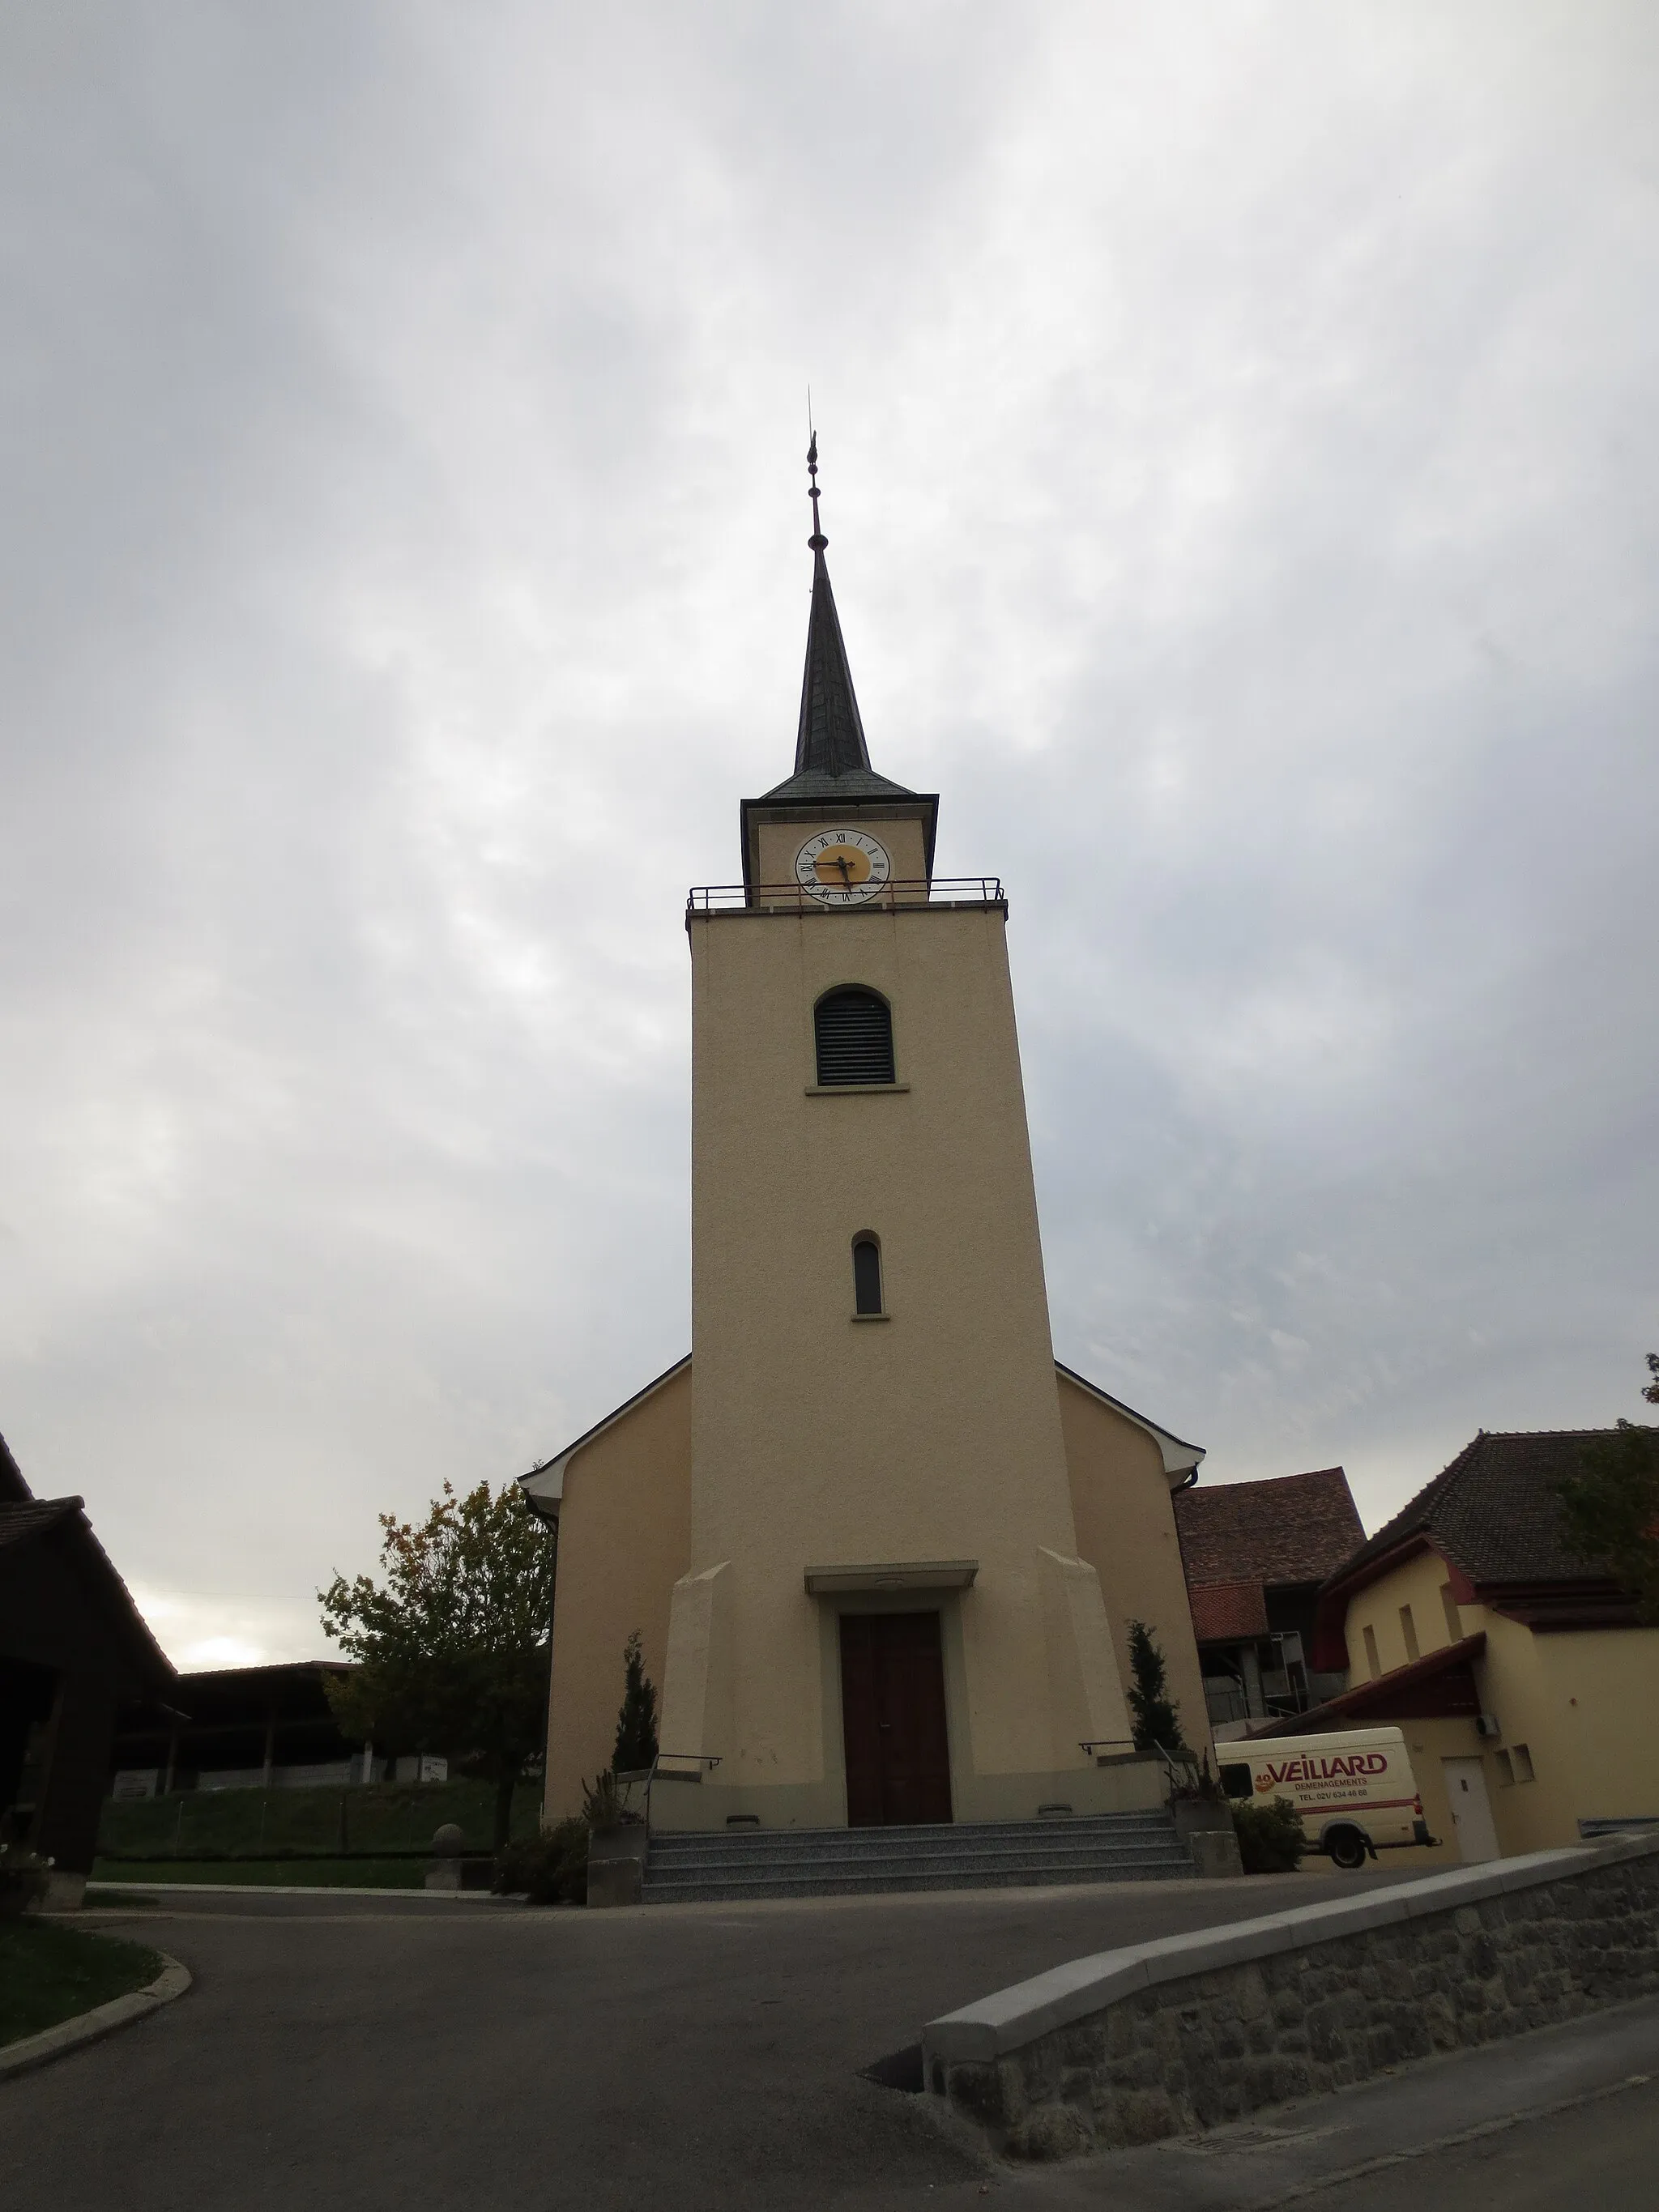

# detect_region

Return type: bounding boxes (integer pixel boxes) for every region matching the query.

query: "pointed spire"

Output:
[794,434,873,778]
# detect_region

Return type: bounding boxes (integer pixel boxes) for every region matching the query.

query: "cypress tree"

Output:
[611,1630,660,1772]
[1126,1618,1192,1759]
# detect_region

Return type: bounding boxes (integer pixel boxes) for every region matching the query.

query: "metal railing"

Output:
[632,1750,722,1832]
[687,878,1005,917]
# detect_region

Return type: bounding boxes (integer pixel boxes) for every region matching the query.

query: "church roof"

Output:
[790,434,892,785]
[737,441,936,892]
[523,1356,1205,1511]
[759,765,917,806]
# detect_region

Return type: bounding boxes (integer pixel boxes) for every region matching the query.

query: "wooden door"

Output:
[839,1612,953,1826]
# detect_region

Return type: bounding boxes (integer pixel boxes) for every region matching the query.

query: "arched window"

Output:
[852,1235,884,1316]
[814,987,894,1087]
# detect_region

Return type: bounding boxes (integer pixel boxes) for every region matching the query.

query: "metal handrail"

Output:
[638,1750,722,1833]
[687,878,1005,916]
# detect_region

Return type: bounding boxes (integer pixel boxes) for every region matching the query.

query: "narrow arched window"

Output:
[852,1236,884,1316]
[815,987,894,1086]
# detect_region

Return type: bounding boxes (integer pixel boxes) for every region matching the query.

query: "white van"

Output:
[1218,1726,1435,1870]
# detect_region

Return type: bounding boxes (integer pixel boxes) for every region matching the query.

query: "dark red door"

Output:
[839,1612,953,1826]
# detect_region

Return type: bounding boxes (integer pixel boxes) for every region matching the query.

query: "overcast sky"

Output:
[2,4,1655,1669]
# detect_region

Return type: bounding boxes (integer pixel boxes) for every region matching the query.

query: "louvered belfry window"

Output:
[814,987,895,1087]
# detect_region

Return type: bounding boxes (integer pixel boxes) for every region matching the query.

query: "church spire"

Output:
[793,434,873,779]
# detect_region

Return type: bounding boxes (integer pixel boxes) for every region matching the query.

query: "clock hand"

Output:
[835,854,853,885]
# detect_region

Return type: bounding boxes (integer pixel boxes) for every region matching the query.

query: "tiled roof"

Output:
[1188,1580,1270,1642]
[0,1491,173,1690]
[0,1429,32,1504]
[1334,1429,1647,1591]
[1175,1468,1365,1590]
[0,1497,83,1549]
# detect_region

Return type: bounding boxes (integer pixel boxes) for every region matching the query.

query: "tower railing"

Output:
[687,877,1005,918]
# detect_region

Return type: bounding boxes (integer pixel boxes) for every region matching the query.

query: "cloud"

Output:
[2,2,1655,1656]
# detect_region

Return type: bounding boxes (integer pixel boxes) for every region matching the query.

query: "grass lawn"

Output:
[0,1920,165,2048]
[90,1857,429,1890]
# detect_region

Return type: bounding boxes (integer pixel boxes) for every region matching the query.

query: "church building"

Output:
[522,445,1213,1835]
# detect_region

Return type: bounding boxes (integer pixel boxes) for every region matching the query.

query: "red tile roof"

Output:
[1188,1579,1270,1642]
[1175,1468,1366,1590]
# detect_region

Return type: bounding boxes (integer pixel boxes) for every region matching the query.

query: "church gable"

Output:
[527,1359,692,1816]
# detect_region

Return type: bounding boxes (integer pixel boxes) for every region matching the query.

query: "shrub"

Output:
[580,1771,642,1828]
[1231,1795,1306,1873]
[493,1818,588,1905]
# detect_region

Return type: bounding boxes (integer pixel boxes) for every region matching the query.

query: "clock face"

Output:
[795,828,892,906]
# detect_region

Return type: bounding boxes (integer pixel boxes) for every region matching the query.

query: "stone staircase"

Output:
[642,1809,1194,1904]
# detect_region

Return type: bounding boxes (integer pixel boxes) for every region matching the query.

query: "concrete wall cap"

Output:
[1580,1828,1659,1871]
[922,1831,1659,2064]
[926,1954,1150,2062]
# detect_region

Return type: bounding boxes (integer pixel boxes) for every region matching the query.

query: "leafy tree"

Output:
[1554,1356,1659,1622]
[319,1480,556,1852]
[611,1630,659,1774]
[1126,1618,1193,1759]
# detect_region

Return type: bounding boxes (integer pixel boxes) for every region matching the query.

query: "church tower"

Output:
[522,444,1210,1839]
[656,443,1144,1826]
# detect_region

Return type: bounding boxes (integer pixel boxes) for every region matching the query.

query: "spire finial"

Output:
[807,425,827,552]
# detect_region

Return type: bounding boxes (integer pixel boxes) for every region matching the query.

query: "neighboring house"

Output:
[0,1431,176,1907]
[114,1661,373,1795]
[1257,1429,1659,1867]
[111,1661,454,1795]
[1173,1469,1363,1740]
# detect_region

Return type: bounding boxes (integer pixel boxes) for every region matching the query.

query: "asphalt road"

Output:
[5,1867,1656,2212]
[0,1870,1407,2212]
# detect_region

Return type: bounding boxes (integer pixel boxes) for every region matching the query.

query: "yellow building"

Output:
[521,450,1213,1839]
[1265,1428,1659,1865]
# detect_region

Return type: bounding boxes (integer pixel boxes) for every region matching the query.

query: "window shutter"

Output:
[814,989,894,1086]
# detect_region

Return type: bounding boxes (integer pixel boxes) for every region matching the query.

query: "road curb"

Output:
[87,1881,510,1901]
[0,1950,191,2082]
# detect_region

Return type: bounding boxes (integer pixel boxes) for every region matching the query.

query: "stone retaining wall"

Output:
[924,1833,1659,2162]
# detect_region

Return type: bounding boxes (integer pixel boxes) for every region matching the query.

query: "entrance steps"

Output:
[642,1809,1194,1904]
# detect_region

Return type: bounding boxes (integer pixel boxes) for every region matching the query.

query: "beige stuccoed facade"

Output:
[1337,1548,1659,1863]
[525,471,1212,1832]
[532,1348,1211,1826]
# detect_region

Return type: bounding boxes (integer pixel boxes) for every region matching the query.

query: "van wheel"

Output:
[1326,1827,1368,1871]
